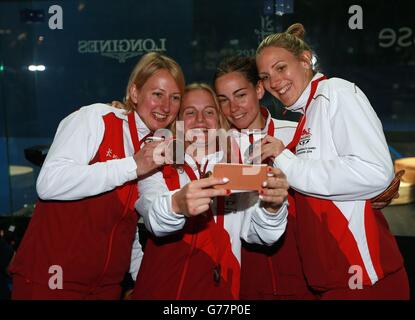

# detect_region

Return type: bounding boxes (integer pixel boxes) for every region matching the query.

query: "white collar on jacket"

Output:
[286,72,325,114]
[233,107,272,137]
[96,103,151,139]
[184,150,225,174]
[133,111,152,138]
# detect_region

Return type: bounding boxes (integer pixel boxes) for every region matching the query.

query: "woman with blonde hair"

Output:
[10,52,185,299]
[255,23,409,299]
[131,83,290,299]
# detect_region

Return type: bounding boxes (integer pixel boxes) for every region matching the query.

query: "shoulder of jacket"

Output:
[271,118,298,129]
[79,103,128,118]
[317,77,356,95]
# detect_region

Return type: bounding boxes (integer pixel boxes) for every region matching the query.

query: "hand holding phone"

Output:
[212,163,267,192]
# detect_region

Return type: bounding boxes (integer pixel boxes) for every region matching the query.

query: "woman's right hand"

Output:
[134,140,166,177]
[171,177,230,217]
[110,100,125,109]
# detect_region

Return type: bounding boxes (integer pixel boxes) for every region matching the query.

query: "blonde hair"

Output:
[257,23,311,58]
[123,52,185,113]
[172,83,233,166]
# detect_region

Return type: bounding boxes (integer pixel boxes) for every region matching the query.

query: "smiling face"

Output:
[215,71,264,130]
[181,89,219,147]
[256,46,313,107]
[130,69,181,131]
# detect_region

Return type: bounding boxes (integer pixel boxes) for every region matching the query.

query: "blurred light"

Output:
[264,0,274,15]
[311,54,318,68]
[20,9,45,23]
[28,65,46,72]
[0,29,12,35]
[0,64,4,72]
[17,32,27,41]
[275,0,294,16]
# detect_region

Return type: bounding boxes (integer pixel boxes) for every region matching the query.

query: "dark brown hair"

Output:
[213,55,260,87]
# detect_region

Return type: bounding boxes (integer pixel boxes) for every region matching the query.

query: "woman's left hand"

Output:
[371,192,400,210]
[260,167,289,213]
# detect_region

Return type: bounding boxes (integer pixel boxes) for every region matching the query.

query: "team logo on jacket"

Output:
[299,128,312,146]
[106,148,119,159]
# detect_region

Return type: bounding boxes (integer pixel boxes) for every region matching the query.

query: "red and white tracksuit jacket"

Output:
[232,108,316,299]
[274,73,404,291]
[10,104,146,299]
[131,151,288,300]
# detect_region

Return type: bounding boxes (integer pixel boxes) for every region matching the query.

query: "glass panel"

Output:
[0,0,414,216]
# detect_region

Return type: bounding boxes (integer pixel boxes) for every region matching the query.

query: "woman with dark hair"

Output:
[214,55,316,299]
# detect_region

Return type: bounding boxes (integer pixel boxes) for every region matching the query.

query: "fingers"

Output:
[192,176,229,189]
[149,141,171,165]
[185,198,212,217]
[259,194,287,205]
[259,168,289,205]
[189,197,212,209]
[178,179,231,217]
[371,201,390,210]
[260,135,279,145]
[144,140,165,149]
[189,204,210,216]
[265,167,287,180]
[251,137,285,162]
[260,148,277,162]
[135,141,167,176]
[111,100,125,109]
[260,186,288,197]
[262,177,289,190]
[259,184,287,205]
[186,187,229,199]
[140,140,165,158]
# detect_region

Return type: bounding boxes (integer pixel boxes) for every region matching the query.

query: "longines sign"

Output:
[78,38,167,63]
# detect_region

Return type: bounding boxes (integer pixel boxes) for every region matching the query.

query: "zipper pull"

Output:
[213,264,221,286]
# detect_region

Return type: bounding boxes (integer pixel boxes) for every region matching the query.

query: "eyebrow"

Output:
[183,105,216,111]
[271,60,284,69]
[233,87,247,95]
[259,60,284,75]
[152,88,181,95]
